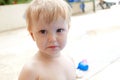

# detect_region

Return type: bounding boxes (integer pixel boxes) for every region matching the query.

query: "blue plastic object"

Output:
[68,0,74,2]
[77,60,89,71]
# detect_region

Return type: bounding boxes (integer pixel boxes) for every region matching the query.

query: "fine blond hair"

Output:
[25,0,72,31]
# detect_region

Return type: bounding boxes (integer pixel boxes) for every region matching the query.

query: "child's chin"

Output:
[48,51,60,57]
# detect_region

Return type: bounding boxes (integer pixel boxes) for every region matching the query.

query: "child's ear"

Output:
[30,31,35,41]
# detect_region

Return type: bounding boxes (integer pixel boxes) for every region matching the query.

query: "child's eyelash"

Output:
[39,30,46,34]
[38,28,65,34]
[57,28,65,32]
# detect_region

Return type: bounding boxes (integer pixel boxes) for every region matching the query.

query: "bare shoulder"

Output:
[18,59,39,80]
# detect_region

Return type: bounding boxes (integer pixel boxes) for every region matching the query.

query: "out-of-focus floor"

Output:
[0,5,120,80]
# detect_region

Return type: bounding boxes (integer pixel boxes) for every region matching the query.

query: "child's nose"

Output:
[48,33,57,42]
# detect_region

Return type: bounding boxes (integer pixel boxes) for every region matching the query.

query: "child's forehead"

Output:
[37,16,66,26]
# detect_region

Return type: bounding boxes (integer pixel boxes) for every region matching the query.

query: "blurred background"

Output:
[0,0,31,5]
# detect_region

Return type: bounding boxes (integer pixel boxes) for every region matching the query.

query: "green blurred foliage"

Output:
[0,0,32,5]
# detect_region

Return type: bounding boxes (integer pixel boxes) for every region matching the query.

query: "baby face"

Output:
[30,17,69,57]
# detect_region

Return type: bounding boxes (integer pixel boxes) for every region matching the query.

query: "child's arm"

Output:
[18,64,37,80]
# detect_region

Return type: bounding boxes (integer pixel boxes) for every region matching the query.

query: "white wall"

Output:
[0,4,28,32]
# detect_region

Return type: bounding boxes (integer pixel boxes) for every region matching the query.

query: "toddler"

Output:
[18,0,76,80]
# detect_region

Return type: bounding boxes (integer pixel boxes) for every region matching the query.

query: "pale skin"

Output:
[18,17,76,80]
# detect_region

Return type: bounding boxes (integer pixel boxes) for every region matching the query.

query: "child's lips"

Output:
[48,46,58,48]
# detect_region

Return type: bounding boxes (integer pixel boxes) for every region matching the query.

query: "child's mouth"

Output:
[48,46,57,48]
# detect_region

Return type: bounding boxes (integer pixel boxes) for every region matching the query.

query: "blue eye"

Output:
[57,28,64,33]
[39,30,46,34]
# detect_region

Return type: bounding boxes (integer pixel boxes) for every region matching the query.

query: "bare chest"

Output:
[36,60,76,80]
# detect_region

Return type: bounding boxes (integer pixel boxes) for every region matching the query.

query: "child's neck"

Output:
[37,51,61,61]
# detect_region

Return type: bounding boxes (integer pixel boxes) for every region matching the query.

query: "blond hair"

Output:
[25,0,72,31]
